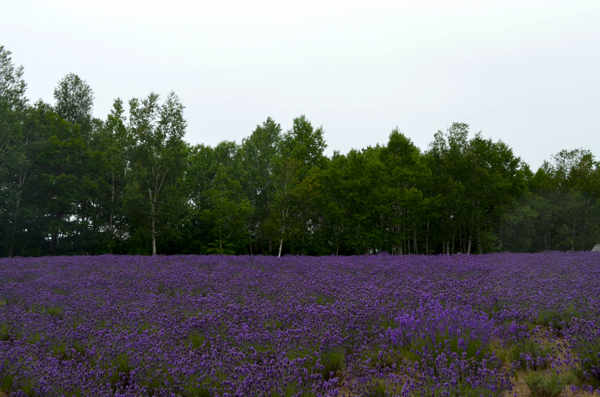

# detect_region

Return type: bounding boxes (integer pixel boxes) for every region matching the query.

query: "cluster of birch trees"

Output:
[1,46,599,256]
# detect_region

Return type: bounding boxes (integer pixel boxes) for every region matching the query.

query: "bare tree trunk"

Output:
[278,238,283,258]
[9,192,21,258]
[219,225,223,251]
[149,189,157,256]
[467,235,472,255]
[413,226,418,255]
[426,220,429,255]
[9,172,26,258]
[109,165,115,254]
[249,227,253,256]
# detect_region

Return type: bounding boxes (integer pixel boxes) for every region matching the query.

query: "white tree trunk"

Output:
[278,238,283,258]
[149,188,157,256]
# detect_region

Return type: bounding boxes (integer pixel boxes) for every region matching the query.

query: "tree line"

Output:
[1,46,599,257]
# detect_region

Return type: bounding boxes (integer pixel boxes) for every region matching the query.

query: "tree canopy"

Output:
[1,45,598,256]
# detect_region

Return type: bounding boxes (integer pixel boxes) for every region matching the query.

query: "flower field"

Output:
[1,253,600,397]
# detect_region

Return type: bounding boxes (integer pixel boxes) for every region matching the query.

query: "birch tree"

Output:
[126,92,187,255]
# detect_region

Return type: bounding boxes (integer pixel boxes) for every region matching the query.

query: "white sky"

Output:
[3,0,599,169]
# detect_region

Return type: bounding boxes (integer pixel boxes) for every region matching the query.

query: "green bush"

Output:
[525,371,576,397]
[0,323,10,342]
[365,380,387,397]
[573,338,600,389]
[319,349,345,380]
[510,340,552,371]
[535,305,578,335]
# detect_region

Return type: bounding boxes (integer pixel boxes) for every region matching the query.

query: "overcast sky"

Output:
[3,0,599,169]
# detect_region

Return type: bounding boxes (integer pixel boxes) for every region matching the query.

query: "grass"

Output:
[45,306,64,318]
[0,374,13,394]
[509,339,553,371]
[271,383,316,397]
[188,331,211,350]
[108,353,132,391]
[572,338,600,389]
[535,305,579,335]
[285,348,345,381]
[0,324,10,342]
[525,371,577,397]
[319,349,345,380]
[365,379,387,397]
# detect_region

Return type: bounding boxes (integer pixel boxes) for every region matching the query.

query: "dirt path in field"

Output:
[503,331,598,397]
[504,377,600,397]
[507,375,532,397]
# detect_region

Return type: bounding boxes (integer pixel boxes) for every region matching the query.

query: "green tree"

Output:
[126,92,187,255]
[427,123,527,254]
[268,115,326,256]
[202,143,253,254]
[379,129,430,254]
[0,45,29,256]
[506,149,600,252]
[21,102,91,254]
[92,98,130,253]
[53,73,95,136]
[240,117,282,254]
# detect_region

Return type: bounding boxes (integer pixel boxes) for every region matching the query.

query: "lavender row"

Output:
[1,252,599,396]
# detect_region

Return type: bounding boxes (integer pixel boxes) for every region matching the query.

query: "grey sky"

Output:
[3,0,599,169]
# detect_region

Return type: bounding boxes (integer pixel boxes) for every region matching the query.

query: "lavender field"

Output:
[1,253,599,397]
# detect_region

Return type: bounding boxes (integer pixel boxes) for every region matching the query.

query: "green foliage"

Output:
[109,353,132,390]
[0,323,10,341]
[525,371,576,397]
[45,306,64,317]
[28,332,42,344]
[180,384,212,397]
[365,379,387,397]
[509,340,552,371]
[535,305,579,334]
[319,349,345,380]
[572,338,600,388]
[0,43,599,256]
[0,373,14,393]
[206,240,236,255]
[271,384,316,397]
[188,331,210,350]
[51,340,86,361]
[404,330,492,368]
[52,342,69,360]
[53,73,94,131]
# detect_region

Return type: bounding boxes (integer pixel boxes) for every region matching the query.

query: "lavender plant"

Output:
[0,252,598,396]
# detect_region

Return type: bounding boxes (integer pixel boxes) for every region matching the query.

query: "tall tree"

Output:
[427,123,527,254]
[94,98,129,253]
[0,45,27,156]
[269,115,326,256]
[0,46,28,257]
[126,92,187,255]
[202,142,252,254]
[53,73,94,135]
[240,117,281,254]
[21,102,90,254]
[507,149,600,252]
